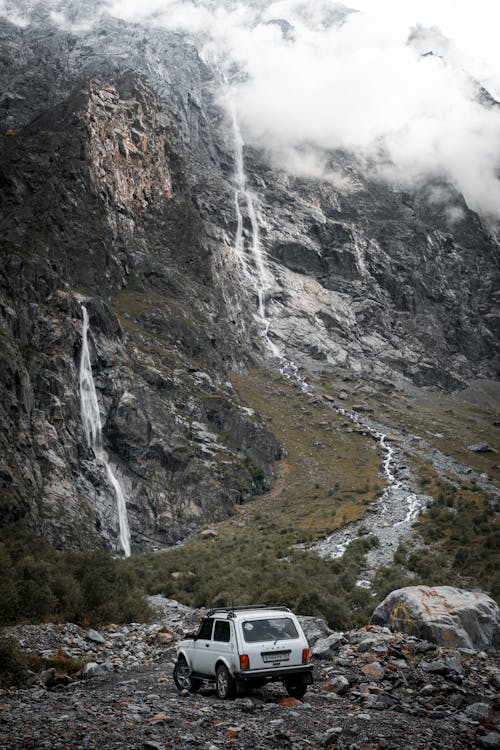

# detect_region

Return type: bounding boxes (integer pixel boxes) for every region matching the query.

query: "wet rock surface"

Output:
[1,602,499,749]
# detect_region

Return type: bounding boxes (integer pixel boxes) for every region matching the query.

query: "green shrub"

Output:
[0,524,153,626]
[0,637,26,688]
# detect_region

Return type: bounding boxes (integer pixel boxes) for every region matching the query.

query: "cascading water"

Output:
[79,305,131,557]
[230,107,281,358]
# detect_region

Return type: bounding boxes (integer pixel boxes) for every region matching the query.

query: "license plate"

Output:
[262,651,291,663]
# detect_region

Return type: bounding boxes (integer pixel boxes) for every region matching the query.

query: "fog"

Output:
[2,0,500,217]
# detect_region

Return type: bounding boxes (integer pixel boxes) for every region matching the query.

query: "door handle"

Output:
[205,643,210,647]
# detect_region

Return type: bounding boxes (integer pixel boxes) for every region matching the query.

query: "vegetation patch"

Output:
[0,524,153,626]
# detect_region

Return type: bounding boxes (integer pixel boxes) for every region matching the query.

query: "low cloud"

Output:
[2,0,500,218]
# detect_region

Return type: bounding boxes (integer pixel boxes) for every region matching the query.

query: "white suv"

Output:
[173,605,313,699]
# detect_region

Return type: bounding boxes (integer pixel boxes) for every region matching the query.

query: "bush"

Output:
[0,637,26,688]
[0,524,153,626]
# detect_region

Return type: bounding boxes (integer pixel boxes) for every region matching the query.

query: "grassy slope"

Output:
[127,367,384,626]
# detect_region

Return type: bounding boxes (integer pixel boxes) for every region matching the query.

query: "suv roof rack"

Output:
[207,605,291,617]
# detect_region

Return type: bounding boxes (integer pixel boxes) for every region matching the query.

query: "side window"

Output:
[213,620,231,643]
[197,618,214,640]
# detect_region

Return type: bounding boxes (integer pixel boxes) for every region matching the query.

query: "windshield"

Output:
[241,617,299,643]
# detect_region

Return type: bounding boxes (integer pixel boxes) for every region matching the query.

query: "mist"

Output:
[2,0,500,218]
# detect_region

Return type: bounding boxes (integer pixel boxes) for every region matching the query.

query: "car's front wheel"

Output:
[173,657,201,693]
[215,664,236,700]
[285,678,308,699]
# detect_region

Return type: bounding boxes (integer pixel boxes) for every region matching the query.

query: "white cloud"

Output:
[2,0,500,217]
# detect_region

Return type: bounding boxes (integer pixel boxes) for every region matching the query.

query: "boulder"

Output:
[298,616,332,646]
[468,443,496,453]
[86,629,106,644]
[329,675,350,694]
[371,586,500,650]
[312,632,346,658]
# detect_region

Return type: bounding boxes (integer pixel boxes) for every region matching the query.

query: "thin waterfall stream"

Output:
[79,305,131,558]
[313,401,428,577]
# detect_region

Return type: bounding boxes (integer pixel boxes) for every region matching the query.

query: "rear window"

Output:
[241,617,299,643]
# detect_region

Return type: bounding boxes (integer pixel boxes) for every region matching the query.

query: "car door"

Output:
[189,617,214,675]
[210,619,235,673]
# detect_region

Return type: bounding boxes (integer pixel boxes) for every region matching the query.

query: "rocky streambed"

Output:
[314,393,500,576]
[314,400,431,572]
[1,598,499,750]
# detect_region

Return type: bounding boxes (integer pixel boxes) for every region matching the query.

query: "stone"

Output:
[329,675,350,694]
[40,668,56,687]
[81,662,108,679]
[468,443,497,453]
[312,633,346,658]
[86,629,106,644]
[419,684,435,696]
[145,713,174,724]
[465,703,493,721]
[155,632,174,645]
[298,616,332,646]
[357,635,391,653]
[276,697,302,707]
[480,733,500,749]
[371,586,500,650]
[360,662,385,682]
[200,529,219,539]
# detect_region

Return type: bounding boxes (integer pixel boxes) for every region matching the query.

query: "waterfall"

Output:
[230,106,281,358]
[79,305,131,558]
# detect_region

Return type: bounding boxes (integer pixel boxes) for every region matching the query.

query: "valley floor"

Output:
[1,601,498,750]
[1,654,497,750]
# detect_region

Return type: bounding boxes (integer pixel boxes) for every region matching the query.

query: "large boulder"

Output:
[298,616,332,646]
[371,586,500,650]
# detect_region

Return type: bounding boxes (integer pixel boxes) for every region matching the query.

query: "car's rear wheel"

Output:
[173,657,201,693]
[285,678,307,699]
[215,664,236,700]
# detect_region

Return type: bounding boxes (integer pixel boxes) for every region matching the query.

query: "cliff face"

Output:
[0,6,498,553]
[0,61,281,552]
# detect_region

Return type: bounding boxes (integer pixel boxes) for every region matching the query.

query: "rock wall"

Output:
[0,65,281,553]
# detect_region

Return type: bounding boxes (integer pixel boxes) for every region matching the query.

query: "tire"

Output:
[215,664,236,700]
[173,657,201,693]
[285,678,307,699]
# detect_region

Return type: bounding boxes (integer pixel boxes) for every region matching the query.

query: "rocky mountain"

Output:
[0,0,499,557]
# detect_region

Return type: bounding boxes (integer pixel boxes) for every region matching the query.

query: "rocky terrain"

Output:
[1,598,499,750]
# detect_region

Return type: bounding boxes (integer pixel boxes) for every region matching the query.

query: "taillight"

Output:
[302,648,311,664]
[240,654,250,670]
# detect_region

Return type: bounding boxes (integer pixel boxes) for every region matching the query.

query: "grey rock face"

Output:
[297,616,332,646]
[371,586,500,650]
[0,28,281,552]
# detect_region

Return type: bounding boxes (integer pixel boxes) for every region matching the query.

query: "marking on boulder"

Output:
[390,603,414,634]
